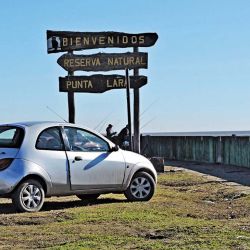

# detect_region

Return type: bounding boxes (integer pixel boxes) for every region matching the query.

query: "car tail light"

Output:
[0,158,14,171]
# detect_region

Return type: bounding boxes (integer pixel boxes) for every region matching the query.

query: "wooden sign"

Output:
[59,75,147,93]
[47,30,158,53]
[57,52,148,72]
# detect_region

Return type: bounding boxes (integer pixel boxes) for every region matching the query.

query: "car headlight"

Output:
[0,158,14,171]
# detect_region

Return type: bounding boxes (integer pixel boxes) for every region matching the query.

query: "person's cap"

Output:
[108,124,112,127]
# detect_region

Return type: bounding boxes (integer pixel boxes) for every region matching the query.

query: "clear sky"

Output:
[1,0,250,133]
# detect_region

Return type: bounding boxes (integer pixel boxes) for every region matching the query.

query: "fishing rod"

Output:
[140,99,159,119]
[140,116,157,130]
[94,112,113,131]
[46,106,67,122]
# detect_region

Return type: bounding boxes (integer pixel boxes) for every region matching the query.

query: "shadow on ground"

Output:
[0,198,126,214]
[165,160,250,187]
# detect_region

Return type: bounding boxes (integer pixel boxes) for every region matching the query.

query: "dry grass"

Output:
[0,171,250,249]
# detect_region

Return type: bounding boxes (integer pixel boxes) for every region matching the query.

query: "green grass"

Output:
[0,171,250,249]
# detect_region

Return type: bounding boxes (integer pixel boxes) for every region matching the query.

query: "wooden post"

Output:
[133,47,140,153]
[126,68,133,151]
[68,51,75,123]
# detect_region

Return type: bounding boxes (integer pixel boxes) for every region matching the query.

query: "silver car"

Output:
[0,122,157,212]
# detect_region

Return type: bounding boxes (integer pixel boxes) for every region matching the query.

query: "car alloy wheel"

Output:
[12,179,45,212]
[21,184,42,209]
[130,176,151,199]
[124,172,155,201]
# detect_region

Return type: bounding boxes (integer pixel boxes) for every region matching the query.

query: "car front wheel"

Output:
[124,172,155,201]
[12,179,45,212]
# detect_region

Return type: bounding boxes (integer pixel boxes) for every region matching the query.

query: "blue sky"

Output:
[1,0,250,133]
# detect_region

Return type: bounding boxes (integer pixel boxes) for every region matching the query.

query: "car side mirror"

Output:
[109,145,119,152]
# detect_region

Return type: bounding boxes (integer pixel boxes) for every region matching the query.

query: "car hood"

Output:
[120,150,152,166]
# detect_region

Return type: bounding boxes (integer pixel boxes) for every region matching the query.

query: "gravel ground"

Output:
[164,160,250,194]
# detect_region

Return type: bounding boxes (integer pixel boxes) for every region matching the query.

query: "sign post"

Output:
[126,68,133,151]
[47,30,158,151]
[67,52,75,123]
[133,47,140,153]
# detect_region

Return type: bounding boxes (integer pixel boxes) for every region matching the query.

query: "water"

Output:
[142,131,250,137]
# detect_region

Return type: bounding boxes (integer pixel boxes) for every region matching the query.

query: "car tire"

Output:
[76,194,100,201]
[124,172,155,201]
[12,179,45,212]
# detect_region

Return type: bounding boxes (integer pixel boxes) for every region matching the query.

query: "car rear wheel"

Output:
[124,172,155,201]
[12,179,45,212]
[76,194,100,201]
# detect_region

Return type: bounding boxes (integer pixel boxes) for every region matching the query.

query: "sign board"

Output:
[47,30,158,53]
[59,75,147,93]
[57,52,148,72]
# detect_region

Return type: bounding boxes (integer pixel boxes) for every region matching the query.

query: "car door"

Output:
[64,126,126,191]
[33,126,70,194]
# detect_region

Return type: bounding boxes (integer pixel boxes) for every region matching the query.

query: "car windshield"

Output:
[0,126,24,148]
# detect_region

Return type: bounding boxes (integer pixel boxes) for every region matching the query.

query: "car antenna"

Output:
[46,106,67,122]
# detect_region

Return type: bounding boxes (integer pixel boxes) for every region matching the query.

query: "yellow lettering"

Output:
[99,36,105,45]
[69,59,74,67]
[139,36,145,44]
[106,78,126,88]
[66,80,93,89]
[95,58,101,66]
[130,57,135,65]
[76,37,81,46]
[75,58,80,67]
[66,80,71,89]
[122,36,128,44]
[108,58,113,65]
[135,57,140,64]
[107,80,112,88]
[108,36,114,44]
[92,36,97,45]
[118,78,125,87]
[141,56,146,65]
[64,59,69,67]
[80,59,85,67]
[131,36,137,44]
[83,37,89,45]
[123,57,129,66]
[113,79,118,87]
[88,81,93,88]
[113,58,119,66]
[86,58,91,67]
[62,38,68,46]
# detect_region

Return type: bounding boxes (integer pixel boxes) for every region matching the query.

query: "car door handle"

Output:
[74,156,83,161]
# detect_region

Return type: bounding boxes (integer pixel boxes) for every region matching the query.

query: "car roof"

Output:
[0,121,103,136]
[0,121,92,129]
[1,121,66,127]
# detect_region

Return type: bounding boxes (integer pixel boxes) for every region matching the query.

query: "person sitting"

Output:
[118,125,129,149]
[106,124,117,140]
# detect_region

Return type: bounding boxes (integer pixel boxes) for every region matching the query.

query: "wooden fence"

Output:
[141,135,250,168]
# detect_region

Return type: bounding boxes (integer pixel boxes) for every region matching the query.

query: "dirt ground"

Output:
[165,160,250,194]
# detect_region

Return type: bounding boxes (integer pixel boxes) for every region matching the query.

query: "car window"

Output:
[0,126,24,148]
[36,127,64,151]
[64,127,109,152]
